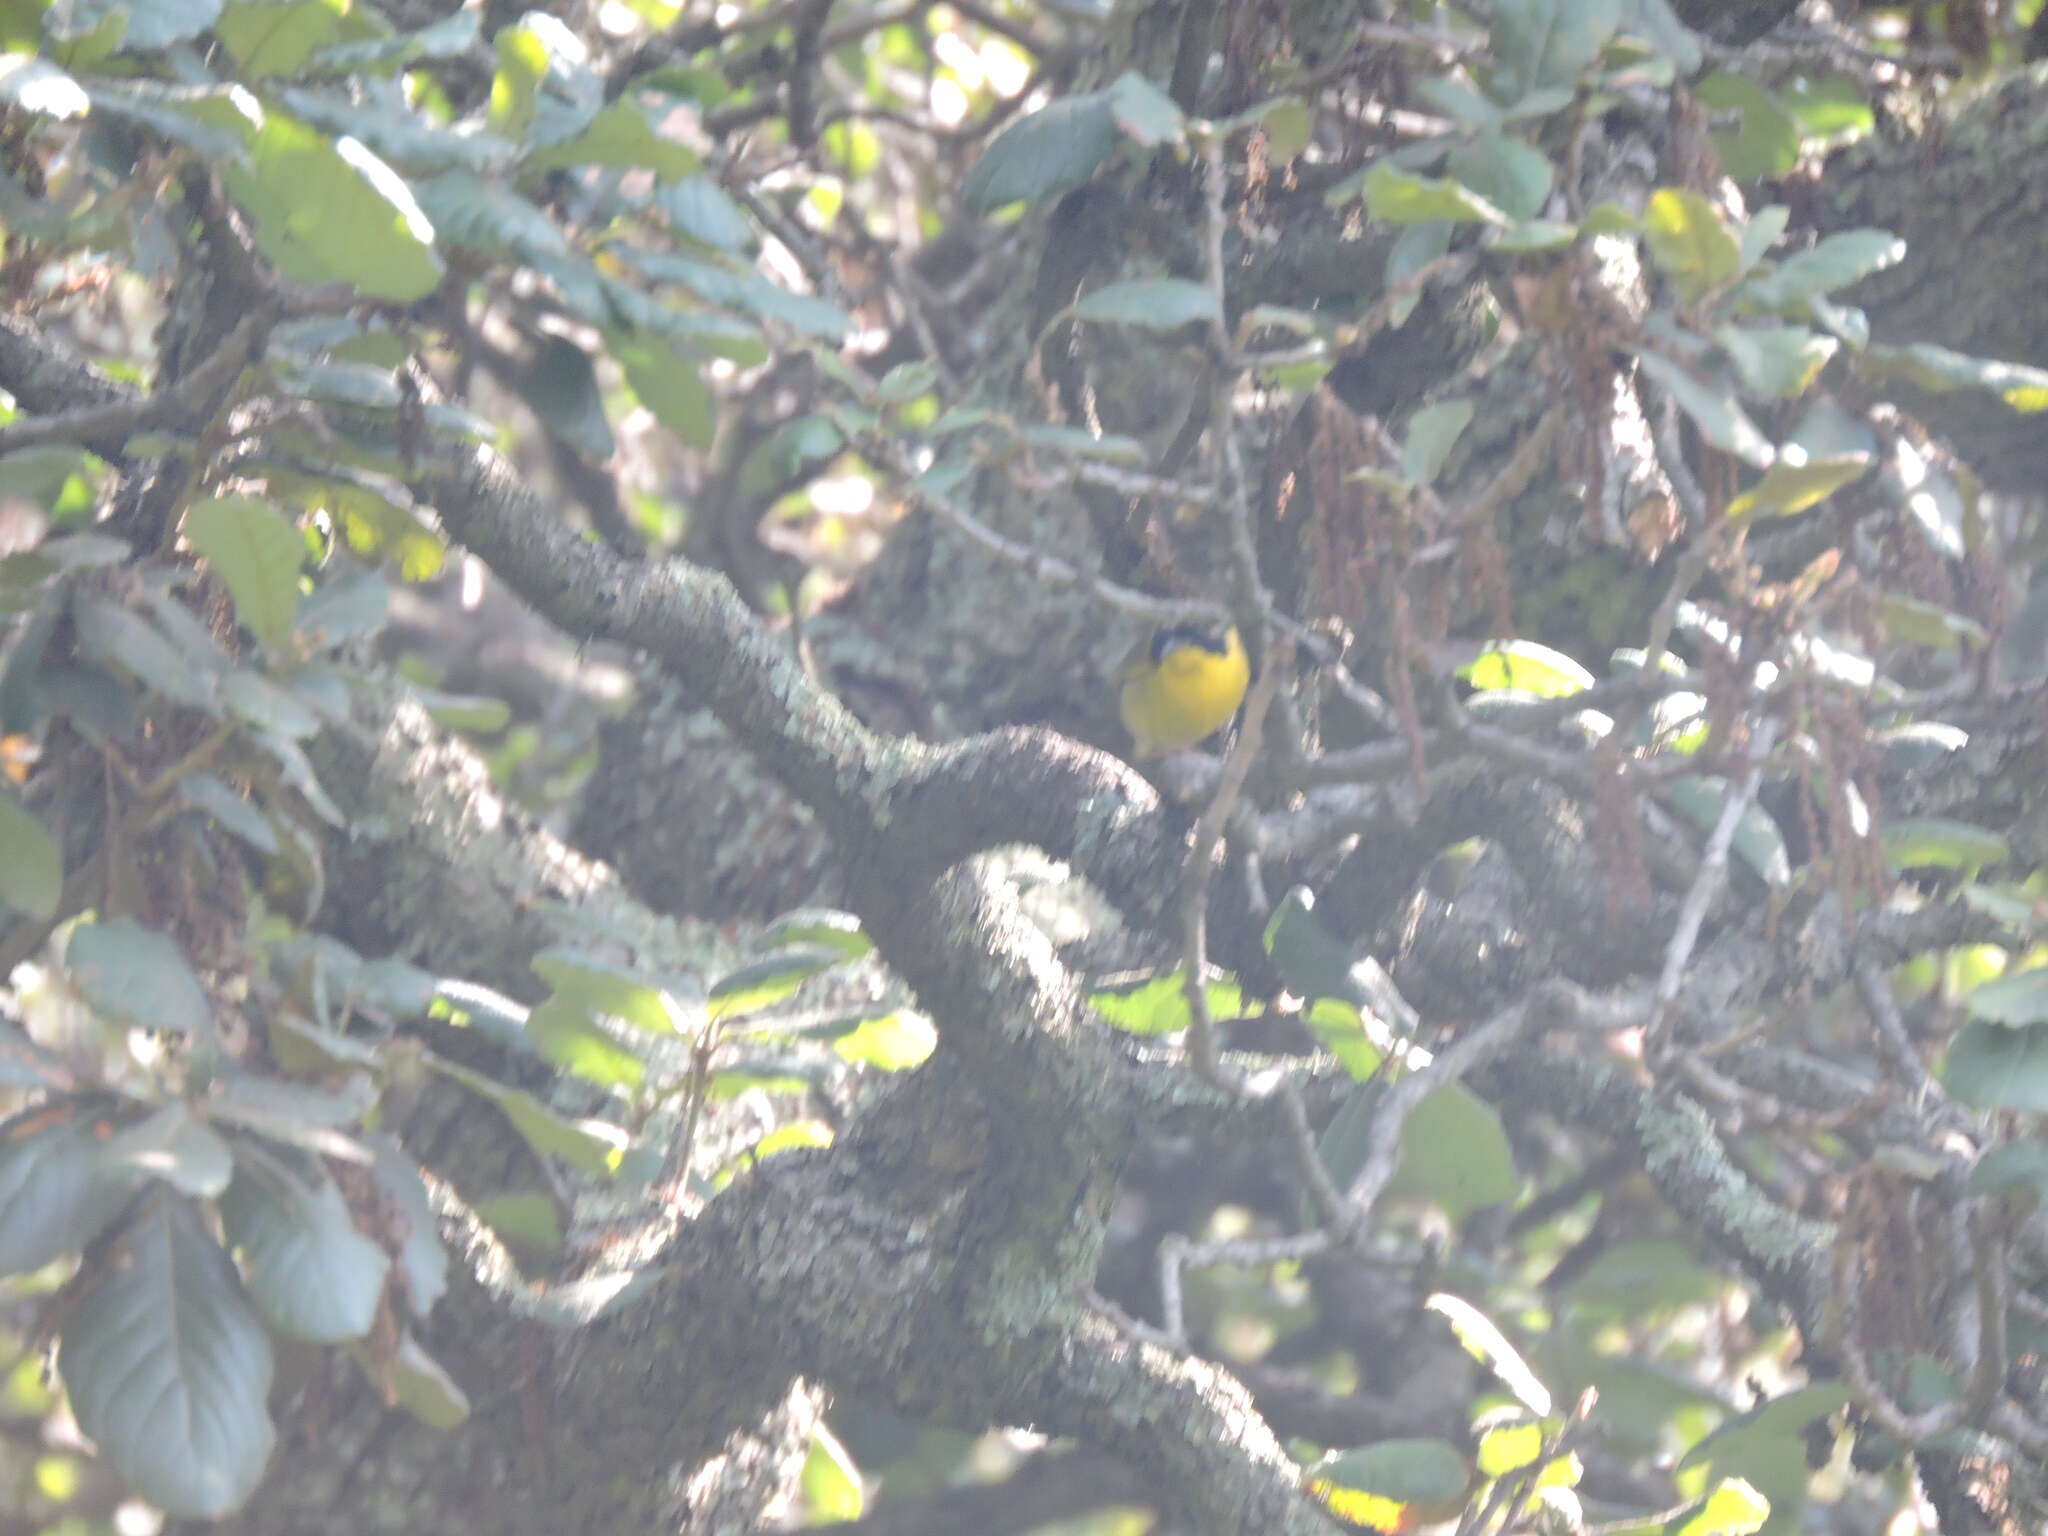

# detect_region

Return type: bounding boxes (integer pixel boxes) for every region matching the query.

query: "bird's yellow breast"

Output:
[1120,626,1250,758]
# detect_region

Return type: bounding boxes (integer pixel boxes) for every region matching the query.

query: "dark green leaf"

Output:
[1742,229,1904,309]
[297,563,389,646]
[520,337,613,461]
[473,1190,564,1251]
[1866,343,2048,413]
[179,773,279,854]
[962,90,1118,212]
[1946,1019,2048,1111]
[68,919,212,1037]
[1968,1139,2048,1202]
[58,1193,275,1518]
[360,1329,470,1428]
[708,947,843,1021]
[1968,968,2048,1028]
[221,1160,389,1342]
[0,1100,142,1273]
[1315,1438,1469,1504]
[1071,278,1218,331]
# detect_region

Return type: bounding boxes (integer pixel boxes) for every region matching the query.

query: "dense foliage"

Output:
[0,0,2046,1532]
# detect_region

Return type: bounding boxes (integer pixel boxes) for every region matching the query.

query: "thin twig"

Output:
[1647,716,1780,1047]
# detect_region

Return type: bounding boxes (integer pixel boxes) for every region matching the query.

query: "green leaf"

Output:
[962,90,1118,212]
[1716,325,1836,398]
[67,919,213,1038]
[49,0,222,51]
[757,908,872,961]
[215,0,345,77]
[1662,776,1791,887]
[832,1011,936,1071]
[183,496,305,655]
[1087,972,1245,1035]
[533,948,691,1036]
[1301,997,1384,1081]
[1388,1086,1520,1221]
[614,335,714,449]
[529,97,696,178]
[708,947,843,1022]
[1695,72,1797,181]
[1071,278,1219,331]
[525,998,647,1090]
[220,1160,390,1343]
[221,111,443,302]
[0,1100,143,1274]
[1672,1479,1769,1536]
[1881,817,2007,875]
[1633,351,1774,467]
[1107,70,1183,147]
[1967,967,2048,1028]
[520,336,613,460]
[1565,1238,1723,1313]
[1967,1139,2048,1203]
[1724,452,1869,518]
[1255,95,1312,159]
[1866,342,2048,413]
[102,1106,232,1198]
[803,1422,865,1520]
[1429,1291,1552,1413]
[473,1190,564,1252]
[58,1193,275,1519]
[422,1053,627,1176]
[1356,161,1507,224]
[1643,188,1741,301]
[1445,133,1553,221]
[0,787,59,919]
[1315,1437,1468,1504]
[297,563,389,645]
[73,595,222,714]
[367,1329,471,1429]
[1461,639,1593,697]
[660,174,755,251]
[1879,592,1987,653]
[1741,229,1905,309]
[1492,0,1622,98]
[1946,1019,2048,1112]
[1402,400,1475,487]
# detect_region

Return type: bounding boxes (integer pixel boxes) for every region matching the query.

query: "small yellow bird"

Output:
[1119,623,1251,759]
